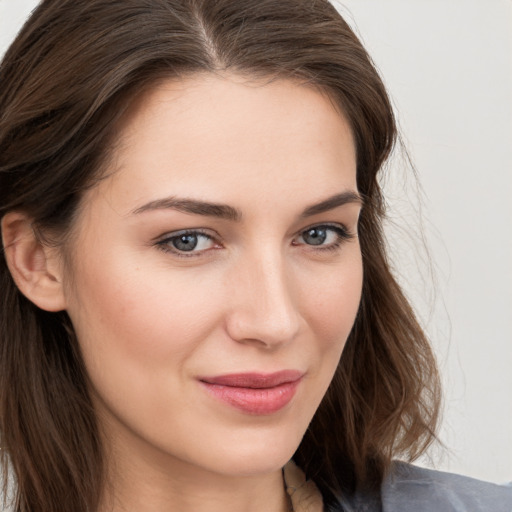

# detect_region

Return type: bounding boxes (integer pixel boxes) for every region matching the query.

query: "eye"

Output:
[294,224,353,249]
[156,229,218,256]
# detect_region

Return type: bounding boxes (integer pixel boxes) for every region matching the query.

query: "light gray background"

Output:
[1,0,511,484]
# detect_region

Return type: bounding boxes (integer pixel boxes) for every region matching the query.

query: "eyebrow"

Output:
[300,191,363,217]
[132,197,241,221]
[131,190,362,220]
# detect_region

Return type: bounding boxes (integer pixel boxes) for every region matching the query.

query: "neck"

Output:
[101,461,289,512]
[98,432,290,512]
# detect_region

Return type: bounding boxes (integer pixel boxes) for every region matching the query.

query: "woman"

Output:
[0,1,510,511]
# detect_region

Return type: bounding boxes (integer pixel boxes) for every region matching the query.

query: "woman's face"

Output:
[62,74,363,478]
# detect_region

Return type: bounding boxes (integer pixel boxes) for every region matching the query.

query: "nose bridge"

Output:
[226,244,300,347]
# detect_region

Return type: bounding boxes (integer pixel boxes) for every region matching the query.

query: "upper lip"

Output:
[199,370,304,389]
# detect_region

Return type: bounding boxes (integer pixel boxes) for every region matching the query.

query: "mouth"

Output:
[198,370,303,415]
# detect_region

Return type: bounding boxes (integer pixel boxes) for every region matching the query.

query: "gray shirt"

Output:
[341,462,512,512]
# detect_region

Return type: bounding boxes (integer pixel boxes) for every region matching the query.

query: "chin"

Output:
[198,424,305,477]
[207,449,296,478]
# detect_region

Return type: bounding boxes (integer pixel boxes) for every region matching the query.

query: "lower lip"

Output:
[200,379,301,415]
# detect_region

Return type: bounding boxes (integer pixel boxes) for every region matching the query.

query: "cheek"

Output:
[292,249,363,399]
[64,252,227,381]
[302,253,363,351]
[64,254,232,447]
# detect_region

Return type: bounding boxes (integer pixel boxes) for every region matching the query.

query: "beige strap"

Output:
[283,460,324,512]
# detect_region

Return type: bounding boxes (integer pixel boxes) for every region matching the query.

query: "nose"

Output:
[224,249,301,349]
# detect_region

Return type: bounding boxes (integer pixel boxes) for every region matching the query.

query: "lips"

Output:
[199,370,303,414]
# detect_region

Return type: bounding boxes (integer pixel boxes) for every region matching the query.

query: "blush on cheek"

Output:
[79,268,219,366]
[305,270,362,348]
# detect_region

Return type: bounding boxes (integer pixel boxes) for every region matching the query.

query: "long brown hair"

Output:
[0,1,441,510]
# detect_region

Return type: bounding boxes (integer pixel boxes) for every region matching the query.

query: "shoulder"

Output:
[380,461,512,512]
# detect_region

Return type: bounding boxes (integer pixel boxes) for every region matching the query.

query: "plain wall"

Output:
[337,0,512,483]
[1,0,511,484]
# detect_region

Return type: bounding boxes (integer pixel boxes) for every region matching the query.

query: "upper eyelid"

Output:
[156,222,346,237]
[296,222,350,235]
[301,221,345,229]
[155,228,217,243]
[155,223,351,240]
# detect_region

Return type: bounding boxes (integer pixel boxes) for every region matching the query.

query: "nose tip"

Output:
[224,259,301,349]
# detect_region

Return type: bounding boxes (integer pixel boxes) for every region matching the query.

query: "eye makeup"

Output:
[154,222,355,258]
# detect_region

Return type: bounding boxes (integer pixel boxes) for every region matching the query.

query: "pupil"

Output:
[304,228,326,245]
[173,234,198,251]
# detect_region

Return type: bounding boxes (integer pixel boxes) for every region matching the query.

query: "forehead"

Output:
[88,73,357,216]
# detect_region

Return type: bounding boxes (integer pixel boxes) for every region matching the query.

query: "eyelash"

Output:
[293,224,355,252]
[155,224,354,258]
[155,229,217,258]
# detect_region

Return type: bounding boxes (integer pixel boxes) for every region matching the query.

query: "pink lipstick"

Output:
[199,370,303,415]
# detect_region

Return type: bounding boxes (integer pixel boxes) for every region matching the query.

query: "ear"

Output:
[1,212,67,312]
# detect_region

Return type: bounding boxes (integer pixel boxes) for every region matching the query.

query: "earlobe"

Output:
[1,212,67,312]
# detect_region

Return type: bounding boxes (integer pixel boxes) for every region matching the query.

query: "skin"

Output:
[3,74,363,512]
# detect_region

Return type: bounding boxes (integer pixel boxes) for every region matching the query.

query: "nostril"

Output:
[224,305,300,348]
